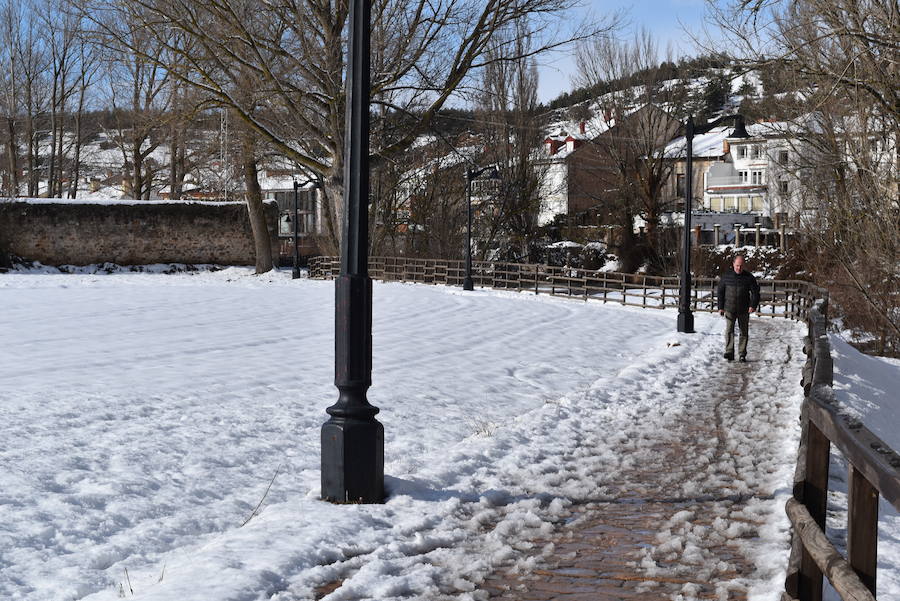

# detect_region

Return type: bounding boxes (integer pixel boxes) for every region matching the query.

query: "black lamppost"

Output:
[677,116,697,333]
[677,114,749,334]
[321,0,383,503]
[463,166,499,291]
[292,180,301,279]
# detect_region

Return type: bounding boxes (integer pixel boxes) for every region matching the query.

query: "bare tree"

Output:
[42,0,85,198]
[77,0,615,257]
[712,0,899,348]
[406,160,468,260]
[96,12,172,200]
[0,0,21,196]
[66,26,99,198]
[573,31,684,270]
[475,22,545,262]
[15,3,49,197]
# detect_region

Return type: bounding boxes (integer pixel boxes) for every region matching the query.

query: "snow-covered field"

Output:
[0,268,895,600]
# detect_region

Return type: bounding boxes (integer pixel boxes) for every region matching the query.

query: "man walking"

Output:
[717,254,760,362]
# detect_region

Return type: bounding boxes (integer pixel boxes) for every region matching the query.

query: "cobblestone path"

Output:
[480,319,802,600]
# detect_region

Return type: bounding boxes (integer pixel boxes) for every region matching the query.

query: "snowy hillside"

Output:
[543,68,762,140]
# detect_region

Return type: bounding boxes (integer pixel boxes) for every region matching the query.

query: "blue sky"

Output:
[536,0,712,103]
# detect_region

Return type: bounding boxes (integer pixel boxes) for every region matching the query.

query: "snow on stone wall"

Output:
[0,199,278,266]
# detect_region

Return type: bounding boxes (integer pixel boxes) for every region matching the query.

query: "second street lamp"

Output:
[677,113,749,333]
[292,180,301,279]
[463,166,499,291]
[677,116,696,333]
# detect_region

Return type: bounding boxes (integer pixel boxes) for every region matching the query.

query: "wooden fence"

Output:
[308,255,824,321]
[309,255,899,600]
[783,300,900,601]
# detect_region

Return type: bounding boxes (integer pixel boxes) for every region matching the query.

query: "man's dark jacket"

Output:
[717,270,761,313]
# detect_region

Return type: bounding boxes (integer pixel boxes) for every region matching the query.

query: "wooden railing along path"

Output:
[308,255,822,321]
[308,255,900,600]
[783,300,900,601]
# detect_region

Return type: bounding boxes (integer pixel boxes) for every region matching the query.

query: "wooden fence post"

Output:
[771,281,777,317]
[642,276,647,308]
[798,419,830,601]
[848,466,879,595]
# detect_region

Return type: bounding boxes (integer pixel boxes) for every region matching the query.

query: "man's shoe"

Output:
[724,352,734,361]
[739,355,747,363]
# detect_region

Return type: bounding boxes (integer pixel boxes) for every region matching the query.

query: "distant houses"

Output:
[537,105,681,228]
[12,101,894,261]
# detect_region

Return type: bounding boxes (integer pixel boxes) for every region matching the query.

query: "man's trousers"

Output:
[724,311,750,356]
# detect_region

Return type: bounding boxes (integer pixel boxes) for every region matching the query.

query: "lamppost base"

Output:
[462,277,474,291]
[292,266,302,279]
[321,416,384,504]
[677,310,695,333]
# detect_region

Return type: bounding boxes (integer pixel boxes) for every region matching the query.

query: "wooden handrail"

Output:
[785,300,900,601]
[785,498,876,601]
[307,255,826,321]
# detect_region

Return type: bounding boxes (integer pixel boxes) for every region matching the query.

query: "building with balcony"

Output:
[662,119,805,231]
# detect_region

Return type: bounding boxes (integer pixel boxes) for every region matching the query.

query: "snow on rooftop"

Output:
[663,126,731,159]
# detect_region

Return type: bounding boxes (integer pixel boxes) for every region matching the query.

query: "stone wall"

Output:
[0,200,278,266]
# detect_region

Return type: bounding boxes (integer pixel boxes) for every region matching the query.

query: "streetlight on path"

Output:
[463,166,500,291]
[289,177,319,279]
[321,0,383,504]
[677,114,749,333]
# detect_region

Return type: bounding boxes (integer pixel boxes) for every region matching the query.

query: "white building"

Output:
[663,120,807,228]
[703,122,802,227]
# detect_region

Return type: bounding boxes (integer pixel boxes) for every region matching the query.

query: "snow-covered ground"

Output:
[823,336,900,600]
[0,268,895,600]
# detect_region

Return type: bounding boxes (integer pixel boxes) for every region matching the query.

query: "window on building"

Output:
[725,196,737,211]
[751,170,764,185]
[779,180,789,195]
[676,173,685,197]
[751,145,761,159]
[710,196,723,211]
[738,170,748,183]
[751,196,764,211]
[737,145,747,159]
[778,150,789,164]
[738,196,749,212]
